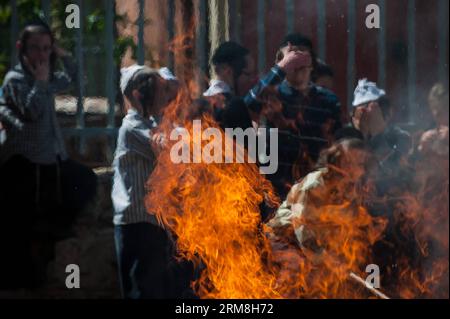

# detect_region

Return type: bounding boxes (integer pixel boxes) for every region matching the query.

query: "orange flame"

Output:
[146,106,281,298]
[144,24,448,299]
[145,71,388,299]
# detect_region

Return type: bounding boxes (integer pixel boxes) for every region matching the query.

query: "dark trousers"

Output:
[114,223,172,299]
[0,155,97,288]
[114,223,197,299]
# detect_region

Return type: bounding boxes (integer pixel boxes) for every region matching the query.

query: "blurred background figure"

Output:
[312,59,335,92]
[0,21,97,289]
[112,65,188,299]
[417,82,449,158]
[265,34,342,198]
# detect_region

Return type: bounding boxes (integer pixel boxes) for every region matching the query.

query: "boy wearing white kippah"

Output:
[112,64,178,299]
[350,80,418,293]
[349,79,411,161]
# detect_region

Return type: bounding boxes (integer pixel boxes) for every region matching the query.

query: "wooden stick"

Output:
[349,272,391,299]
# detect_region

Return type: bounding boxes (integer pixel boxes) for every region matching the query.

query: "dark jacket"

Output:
[277,82,342,159]
[266,82,342,196]
[367,126,413,201]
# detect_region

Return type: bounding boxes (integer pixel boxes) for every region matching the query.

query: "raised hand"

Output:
[353,107,370,138]
[277,43,312,75]
[366,102,386,137]
[23,56,49,82]
[151,132,167,154]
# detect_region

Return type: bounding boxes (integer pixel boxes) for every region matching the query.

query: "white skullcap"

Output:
[120,64,146,95]
[352,78,386,107]
[158,67,177,81]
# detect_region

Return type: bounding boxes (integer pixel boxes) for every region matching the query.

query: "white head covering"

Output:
[158,67,177,81]
[352,78,386,107]
[120,64,146,95]
[203,79,232,97]
[121,64,178,96]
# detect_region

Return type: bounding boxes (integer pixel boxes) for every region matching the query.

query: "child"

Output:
[417,82,449,158]
[112,64,178,299]
[0,21,97,289]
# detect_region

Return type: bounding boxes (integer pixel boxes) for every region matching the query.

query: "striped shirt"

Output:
[0,58,75,165]
[112,108,159,226]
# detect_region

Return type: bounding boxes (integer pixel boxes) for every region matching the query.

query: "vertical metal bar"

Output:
[378,0,386,88]
[208,0,230,53]
[10,0,18,67]
[106,0,115,128]
[41,0,51,26]
[75,0,85,153]
[438,0,449,84]
[208,0,230,79]
[229,0,242,43]
[235,0,242,44]
[84,1,96,97]
[317,0,327,61]
[407,0,416,123]
[229,0,236,41]
[137,0,145,65]
[286,0,294,34]
[257,0,266,74]
[196,0,207,94]
[167,0,175,71]
[347,0,356,112]
[105,0,116,159]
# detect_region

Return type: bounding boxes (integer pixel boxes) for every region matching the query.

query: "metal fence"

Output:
[8,0,190,157]
[7,0,450,157]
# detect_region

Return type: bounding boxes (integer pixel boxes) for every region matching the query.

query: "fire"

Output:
[268,169,388,299]
[145,78,388,298]
[146,95,282,298]
[147,31,283,295]
[387,177,449,298]
[143,26,448,299]
[144,85,448,299]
